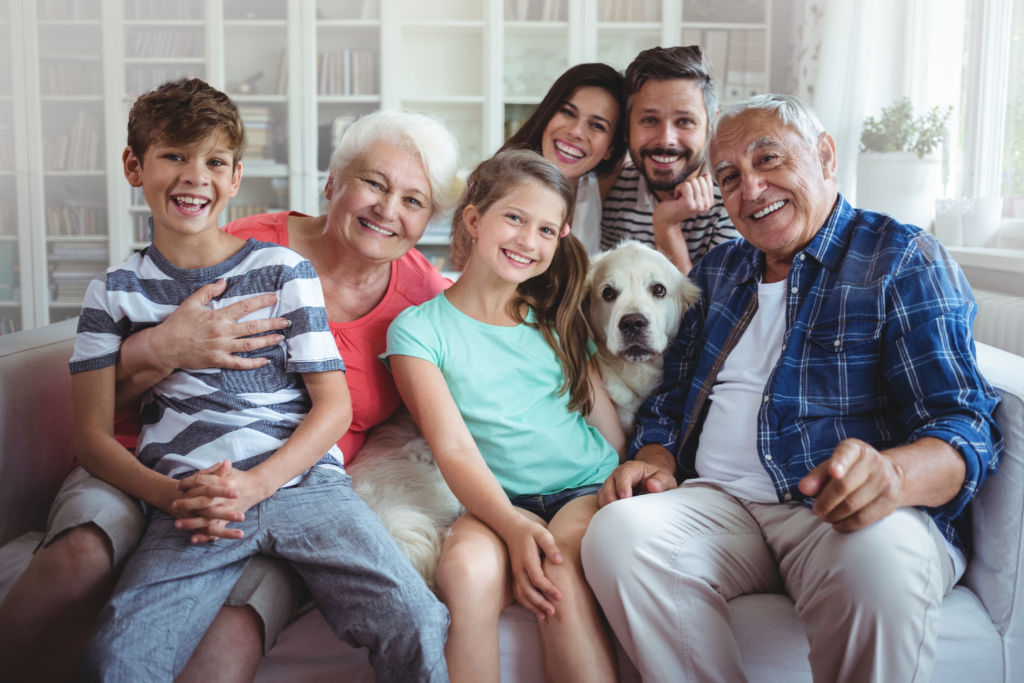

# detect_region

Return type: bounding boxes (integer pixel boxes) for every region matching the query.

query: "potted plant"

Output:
[857,98,952,230]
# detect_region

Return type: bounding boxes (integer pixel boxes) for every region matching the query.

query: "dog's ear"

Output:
[676,272,702,312]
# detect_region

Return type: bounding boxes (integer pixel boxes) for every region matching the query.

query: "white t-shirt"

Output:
[692,279,787,503]
[690,278,966,580]
[573,171,603,255]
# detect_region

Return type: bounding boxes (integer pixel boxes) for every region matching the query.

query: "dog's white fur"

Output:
[585,240,701,434]
[349,241,699,587]
[347,408,463,589]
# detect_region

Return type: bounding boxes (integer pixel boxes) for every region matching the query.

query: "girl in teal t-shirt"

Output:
[386,150,624,683]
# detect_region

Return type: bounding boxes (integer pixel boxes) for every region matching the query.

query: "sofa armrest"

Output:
[0,319,79,545]
[964,343,1024,646]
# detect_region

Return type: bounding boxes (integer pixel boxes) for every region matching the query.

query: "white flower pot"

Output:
[856,151,941,230]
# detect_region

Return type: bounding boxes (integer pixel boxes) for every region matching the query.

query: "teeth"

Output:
[504,249,532,264]
[651,155,680,164]
[174,196,209,206]
[555,141,584,159]
[753,200,787,219]
[359,218,395,236]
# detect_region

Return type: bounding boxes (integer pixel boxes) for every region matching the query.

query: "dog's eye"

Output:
[602,286,617,301]
[651,283,667,298]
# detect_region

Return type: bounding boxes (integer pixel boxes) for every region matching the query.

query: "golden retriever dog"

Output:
[585,240,701,435]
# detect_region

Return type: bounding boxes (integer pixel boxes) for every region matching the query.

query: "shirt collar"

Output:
[736,193,854,281]
[802,194,854,271]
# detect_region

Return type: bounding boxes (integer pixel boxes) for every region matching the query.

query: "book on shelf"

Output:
[40,60,102,96]
[702,29,729,86]
[126,66,204,94]
[274,48,288,95]
[133,214,152,242]
[0,240,15,301]
[226,204,274,223]
[126,29,204,59]
[50,242,107,260]
[38,0,101,21]
[597,0,659,21]
[723,30,766,101]
[505,0,566,21]
[238,106,280,163]
[46,190,107,236]
[44,111,101,171]
[0,318,20,335]
[125,0,203,21]
[317,50,378,96]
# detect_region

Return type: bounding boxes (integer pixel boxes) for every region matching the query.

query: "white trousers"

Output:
[581,483,954,683]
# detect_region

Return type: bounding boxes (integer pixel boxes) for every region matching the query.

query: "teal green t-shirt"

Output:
[383,292,619,498]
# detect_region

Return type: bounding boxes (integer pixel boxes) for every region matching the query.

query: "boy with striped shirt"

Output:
[71,79,448,682]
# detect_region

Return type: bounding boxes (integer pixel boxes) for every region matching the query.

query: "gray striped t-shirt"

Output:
[70,238,346,484]
[600,162,739,265]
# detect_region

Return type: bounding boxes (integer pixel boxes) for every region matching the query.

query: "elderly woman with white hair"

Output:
[0,109,463,683]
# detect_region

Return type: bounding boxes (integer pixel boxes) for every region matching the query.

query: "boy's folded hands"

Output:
[170,459,265,543]
[505,517,564,620]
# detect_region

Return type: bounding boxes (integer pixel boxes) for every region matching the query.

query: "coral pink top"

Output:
[224,211,450,463]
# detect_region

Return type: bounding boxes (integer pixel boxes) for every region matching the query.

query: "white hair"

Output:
[329,109,464,217]
[710,94,826,154]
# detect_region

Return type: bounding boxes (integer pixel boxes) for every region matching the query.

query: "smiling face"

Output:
[324,142,433,266]
[627,78,709,198]
[463,181,569,285]
[709,109,838,274]
[124,131,241,243]
[540,86,619,184]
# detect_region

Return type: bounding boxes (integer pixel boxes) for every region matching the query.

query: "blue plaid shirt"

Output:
[630,195,1003,555]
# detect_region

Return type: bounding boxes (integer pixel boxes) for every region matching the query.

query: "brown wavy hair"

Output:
[500,63,627,179]
[127,78,246,168]
[450,149,594,414]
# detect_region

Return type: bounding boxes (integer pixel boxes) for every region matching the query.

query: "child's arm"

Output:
[72,366,245,537]
[171,369,351,538]
[585,359,627,462]
[391,354,565,620]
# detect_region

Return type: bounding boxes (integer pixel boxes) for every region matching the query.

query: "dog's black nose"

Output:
[618,314,648,335]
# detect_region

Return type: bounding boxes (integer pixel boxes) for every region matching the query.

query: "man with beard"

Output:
[600,46,739,273]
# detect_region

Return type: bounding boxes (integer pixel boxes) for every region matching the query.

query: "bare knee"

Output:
[178,606,264,683]
[30,524,115,591]
[436,543,507,613]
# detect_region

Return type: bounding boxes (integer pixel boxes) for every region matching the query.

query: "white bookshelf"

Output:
[2,0,772,330]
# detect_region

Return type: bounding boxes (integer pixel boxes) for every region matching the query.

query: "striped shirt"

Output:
[630,195,1003,557]
[70,238,346,484]
[600,162,739,264]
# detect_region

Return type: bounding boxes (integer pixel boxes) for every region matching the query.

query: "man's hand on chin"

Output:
[799,439,904,533]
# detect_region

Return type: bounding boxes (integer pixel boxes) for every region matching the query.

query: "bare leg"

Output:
[538,495,618,683]
[0,524,115,683]
[435,511,517,683]
[176,605,265,683]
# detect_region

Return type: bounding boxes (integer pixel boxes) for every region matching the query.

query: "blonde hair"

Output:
[329,110,464,217]
[451,149,595,414]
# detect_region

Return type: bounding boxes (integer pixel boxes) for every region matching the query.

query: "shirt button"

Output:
[833,339,841,347]
[784,493,792,501]
[763,395,770,403]
[799,254,806,261]
[781,344,786,351]
[765,454,773,461]
[790,286,798,294]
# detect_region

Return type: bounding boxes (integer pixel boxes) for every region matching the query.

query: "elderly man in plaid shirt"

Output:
[582,94,1003,683]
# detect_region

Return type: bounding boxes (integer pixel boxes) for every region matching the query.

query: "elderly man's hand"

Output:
[596,444,678,508]
[798,438,904,533]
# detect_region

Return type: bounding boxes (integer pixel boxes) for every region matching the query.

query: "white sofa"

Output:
[0,317,1021,682]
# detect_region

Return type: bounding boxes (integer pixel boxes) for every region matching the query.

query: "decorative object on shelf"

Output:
[934,198,964,247]
[226,71,265,96]
[317,50,378,96]
[858,98,953,230]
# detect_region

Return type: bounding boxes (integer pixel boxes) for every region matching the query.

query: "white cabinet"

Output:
[3,0,772,330]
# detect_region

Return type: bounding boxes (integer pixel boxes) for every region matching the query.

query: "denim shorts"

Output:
[509,483,602,523]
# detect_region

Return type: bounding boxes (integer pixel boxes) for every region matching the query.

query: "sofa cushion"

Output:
[729,586,1003,683]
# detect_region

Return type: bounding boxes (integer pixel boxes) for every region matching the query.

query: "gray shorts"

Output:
[40,466,304,652]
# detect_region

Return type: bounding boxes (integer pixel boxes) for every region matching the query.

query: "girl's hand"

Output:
[505,517,564,619]
[171,460,266,543]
